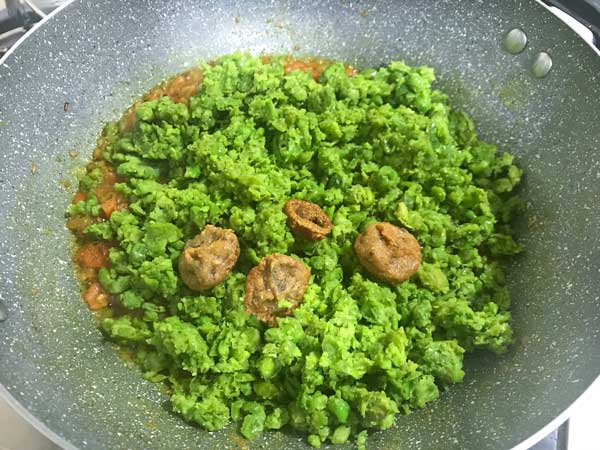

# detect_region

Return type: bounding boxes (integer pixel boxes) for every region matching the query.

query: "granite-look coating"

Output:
[0,1,599,450]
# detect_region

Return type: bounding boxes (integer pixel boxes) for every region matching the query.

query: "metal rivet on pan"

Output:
[532,52,553,78]
[0,301,7,322]
[503,28,528,54]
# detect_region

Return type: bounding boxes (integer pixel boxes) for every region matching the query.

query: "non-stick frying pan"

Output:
[0,1,599,449]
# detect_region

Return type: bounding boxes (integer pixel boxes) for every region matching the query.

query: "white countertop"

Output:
[567,377,600,450]
[0,395,59,450]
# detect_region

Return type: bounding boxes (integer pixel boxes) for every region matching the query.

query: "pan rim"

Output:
[0,1,598,449]
[0,383,79,450]
[509,375,599,450]
[0,0,76,66]
[534,0,600,56]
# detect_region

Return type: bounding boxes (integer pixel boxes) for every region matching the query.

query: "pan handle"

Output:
[541,0,600,52]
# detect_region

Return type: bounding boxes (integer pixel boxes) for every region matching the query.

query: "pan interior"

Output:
[0,1,599,449]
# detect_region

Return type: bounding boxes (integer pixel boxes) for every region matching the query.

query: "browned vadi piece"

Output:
[178,224,240,291]
[283,199,333,240]
[354,221,421,284]
[244,253,311,325]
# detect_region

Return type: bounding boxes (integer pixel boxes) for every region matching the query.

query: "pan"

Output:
[0,1,599,449]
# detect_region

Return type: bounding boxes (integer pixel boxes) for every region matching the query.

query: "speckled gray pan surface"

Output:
[0,1,599,449]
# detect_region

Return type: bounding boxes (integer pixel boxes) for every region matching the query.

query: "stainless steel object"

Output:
[0,1,599,449]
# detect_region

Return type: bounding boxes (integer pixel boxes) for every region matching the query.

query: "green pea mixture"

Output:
[68,53,522,448]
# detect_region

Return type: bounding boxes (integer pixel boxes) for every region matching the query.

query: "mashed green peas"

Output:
[74,53,522,448]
